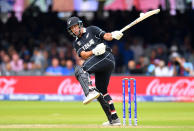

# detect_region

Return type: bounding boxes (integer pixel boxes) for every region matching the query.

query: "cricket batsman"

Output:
[67,16,123,126]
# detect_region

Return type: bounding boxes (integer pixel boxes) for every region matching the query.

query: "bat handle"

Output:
[120,29,125,33]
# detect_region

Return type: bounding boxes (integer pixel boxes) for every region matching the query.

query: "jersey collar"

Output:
[83,28,86,33]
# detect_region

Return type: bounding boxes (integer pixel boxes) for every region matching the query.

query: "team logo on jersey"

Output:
[86,33,89,38]
[77,41,81,46]
[68,20,71,25]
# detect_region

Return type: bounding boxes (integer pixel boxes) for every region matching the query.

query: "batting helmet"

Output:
[67,16,83,37]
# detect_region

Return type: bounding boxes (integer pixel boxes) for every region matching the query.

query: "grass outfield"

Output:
[0,101,194,131]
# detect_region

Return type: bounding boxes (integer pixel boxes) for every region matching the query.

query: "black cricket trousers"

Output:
[82,51,115,95]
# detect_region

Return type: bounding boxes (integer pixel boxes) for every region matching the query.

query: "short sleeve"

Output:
[90,26,106,39]
[73,41,84,57]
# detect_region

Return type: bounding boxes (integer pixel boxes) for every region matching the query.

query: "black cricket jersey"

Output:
[73,26,115,95]
[73,26,111,57]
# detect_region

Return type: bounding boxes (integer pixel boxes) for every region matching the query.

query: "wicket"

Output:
[122,78,137,126]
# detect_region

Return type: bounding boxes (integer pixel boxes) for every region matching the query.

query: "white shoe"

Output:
[102,118,121,126]
[102,121,111,126]
[83,90,100,105]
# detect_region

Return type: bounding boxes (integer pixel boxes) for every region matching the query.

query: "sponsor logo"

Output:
[0,78,16,94]
[58,78,95,95]
[146,79,194,96]
[82,39,95,50]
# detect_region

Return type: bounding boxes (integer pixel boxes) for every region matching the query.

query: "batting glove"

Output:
[92,43,106,56]
[111,31,123,40]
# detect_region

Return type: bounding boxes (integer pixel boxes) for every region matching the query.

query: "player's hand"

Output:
[111,31,123,40]
[92,43,106,56]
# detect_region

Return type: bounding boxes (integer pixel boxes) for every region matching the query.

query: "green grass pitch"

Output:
[0,101,194,131]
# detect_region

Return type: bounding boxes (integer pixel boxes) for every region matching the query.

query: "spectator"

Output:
[136,55,148,74]
[147,59,160,76]
[120,42,134,66]
[2,63,16,76]
[65,45,74,60]
[0,54,10,72]
[154,60,173,76]
[17,62,32,76]
[10,53,23,72]
[49,43,58,60]
[155,45,168,64]
[42,50,49,70]
[63,59,74,75]
[149,49,157,64]
[130,37,144,62]
[0,50,7,63]
[181,35,192,60]
[58,49,66,67]
[45,58,63,76]
[169,45,180,61]
[188,49,194,68]
[178,57,193,76]
[20,45,31,62]
[128,60,135,74]
[22,51,31,63]
[170,45,178,53]
[112,44,124,73]
[31,49,45,71]
[168,52,182,76]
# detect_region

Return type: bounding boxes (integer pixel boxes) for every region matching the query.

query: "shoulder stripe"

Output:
[99,31,105,37]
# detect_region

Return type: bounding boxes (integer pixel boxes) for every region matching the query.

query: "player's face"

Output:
[70,24,80,36]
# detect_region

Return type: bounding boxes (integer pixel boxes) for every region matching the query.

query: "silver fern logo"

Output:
[68,20,71,25]
[86,33,89,38]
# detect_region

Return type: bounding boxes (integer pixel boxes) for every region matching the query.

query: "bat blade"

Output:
[120,9,160,33]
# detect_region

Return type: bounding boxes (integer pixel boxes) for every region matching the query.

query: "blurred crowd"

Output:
[0,6,194,76]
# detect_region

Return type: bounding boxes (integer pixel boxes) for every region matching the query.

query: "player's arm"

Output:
[104,31,123,41]
[73,42,91,60]
[80,51,93,60]
[103,33,113,41]
[91,26,123,41]
[80,43,106,59]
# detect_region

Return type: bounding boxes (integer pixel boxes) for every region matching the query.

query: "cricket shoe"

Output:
[102,118,121,126]
[83,90,100,105]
